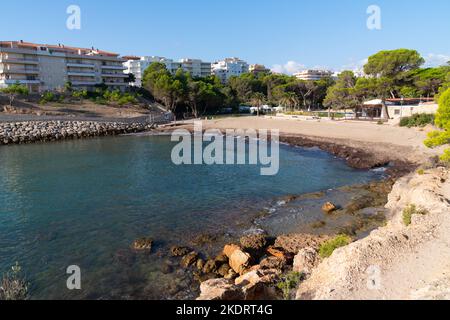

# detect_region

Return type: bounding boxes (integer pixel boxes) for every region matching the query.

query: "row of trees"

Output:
[141,49,450,119]
[324,49,450,119]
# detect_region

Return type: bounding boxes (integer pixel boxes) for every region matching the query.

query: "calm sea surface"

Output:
[0,135,381,299]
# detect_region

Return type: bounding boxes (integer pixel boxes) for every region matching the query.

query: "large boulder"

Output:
[235,269,281,300]
[197,278,244,300]
[240,234,268,253]
[260,256,287,271]
[293,247,318,275]
[229,249,251,275]
[223,244,241,258]
[274,234,330,254]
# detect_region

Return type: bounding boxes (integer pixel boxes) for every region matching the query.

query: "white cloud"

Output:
[271,61,305,75]
[424,53,450,67]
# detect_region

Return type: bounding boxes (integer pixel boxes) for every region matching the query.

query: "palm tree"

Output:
[278,92,300,112]
[250,92,266,116]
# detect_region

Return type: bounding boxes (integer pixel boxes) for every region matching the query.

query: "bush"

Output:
[72,90,88,99]
[39,91,58,104]
[399,113,435,128]
[440,148,450,165]
[424,130,450,148]
[417,169,425,175]
[277,272,304,300]
[0,262,28,300]
[402,204,428,226]
[319,235,352,259]
[435,88,450,129]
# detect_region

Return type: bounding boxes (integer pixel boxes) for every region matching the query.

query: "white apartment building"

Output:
[0,41,129,93]
[293,69,333,81]
[212,58,249,83]
[123,56,212,87]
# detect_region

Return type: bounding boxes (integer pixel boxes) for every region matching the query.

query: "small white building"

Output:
[293,69,333,81]
[359,98,438,119]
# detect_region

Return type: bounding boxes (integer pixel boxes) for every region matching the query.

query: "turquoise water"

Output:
[0,135,380,299]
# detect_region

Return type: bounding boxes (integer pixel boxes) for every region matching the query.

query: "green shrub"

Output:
[319,235,352,258]
[0,262,28,301]
[277,272,304,300]
[440,148,450,165]
[435,88,450,129]
[402,204,428,226]
[39,91,58,104]
[399,114,435,128]
[424,130,450,148]
[417,169,425,175]
[72,90,88,99]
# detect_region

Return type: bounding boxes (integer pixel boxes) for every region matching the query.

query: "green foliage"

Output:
[417,169,425,175]
[364,49,425,79]
[319,235,352,258]
[277,272,304,300]
[0,83,29,106]
[0,262,29,301]
[72,90,88,99]
[323,71,358,110]
[435,88,450,129]
[399,114,435,128]
[39,91,58,104]
[440,148,450,165]
[424,130,450,148]
[402,204,428,226]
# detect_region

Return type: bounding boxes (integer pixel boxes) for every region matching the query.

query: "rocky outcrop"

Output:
[197,279,244,300]
[293,248,318,275]
[274,234,330,254]
[296,168,450,300]
[0,121,152,146]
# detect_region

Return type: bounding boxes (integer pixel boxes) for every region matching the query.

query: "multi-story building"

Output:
[212,58,249,83]
[293,69,333,81]
[249,64,270,76]
[178,59,212,78]
[123,56,212,87]
[0,41,129,93]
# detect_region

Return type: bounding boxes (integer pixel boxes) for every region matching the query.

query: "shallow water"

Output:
[0,135,382,299]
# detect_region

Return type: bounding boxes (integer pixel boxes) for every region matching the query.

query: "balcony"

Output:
[104,82,128,86]
[0,79,41,85]
[101,65,126,70]
[71,80,99,86]
[67,71,96,77]
[1,68,40,75]
[0,58,39,65]
[67,62,96,68]
[101,73,128,78]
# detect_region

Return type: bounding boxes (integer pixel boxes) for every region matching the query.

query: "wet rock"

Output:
[274,234,330,254]
[181,251,199,268]
[322,202,338,213]
[217,264,231,277]
[191,233,217,246]
[293,247,318,275]
[203,259,219,274]
[132,238,153,251]
[215,254,229,264]
[197,278,244,300]
[113,249,136,266]
[161,261,174,274]
[196,259,205,271]
[170,246,190,257]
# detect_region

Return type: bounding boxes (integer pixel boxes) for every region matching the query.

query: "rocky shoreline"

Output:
[0,121,153,146]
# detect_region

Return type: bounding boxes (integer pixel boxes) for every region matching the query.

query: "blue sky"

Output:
[1,0,449,73]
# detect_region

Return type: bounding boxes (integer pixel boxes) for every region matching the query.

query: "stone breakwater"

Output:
[0,121,152,145]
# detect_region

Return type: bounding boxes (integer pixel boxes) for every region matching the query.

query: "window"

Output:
[394,109,400,115]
